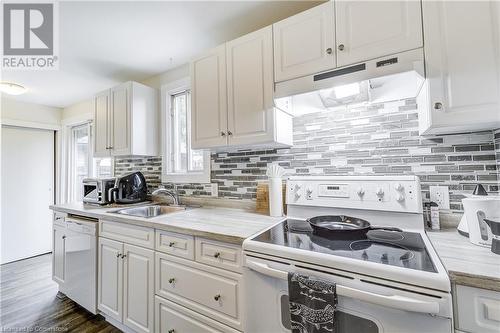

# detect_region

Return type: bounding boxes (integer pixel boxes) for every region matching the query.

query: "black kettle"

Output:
[109,172,148,204]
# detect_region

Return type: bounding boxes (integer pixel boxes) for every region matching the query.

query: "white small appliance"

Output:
[243,175,452,333]
[462,197,500,247]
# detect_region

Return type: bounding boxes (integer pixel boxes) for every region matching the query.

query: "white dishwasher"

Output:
[53,215,97,314]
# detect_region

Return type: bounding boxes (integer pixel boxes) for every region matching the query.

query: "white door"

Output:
[123,244,154,333]
[190,44,228,149]
[335,0,423,67]
[98,237,123,322]
[111,82,131,156]
[419,0,500,134]
[52,224,66,285]
[1,126,54,264]
[94,91,110,157]
[273,1,336,82]
[226,26,275,146]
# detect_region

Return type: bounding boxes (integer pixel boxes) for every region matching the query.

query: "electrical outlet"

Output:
[429,186,450,210]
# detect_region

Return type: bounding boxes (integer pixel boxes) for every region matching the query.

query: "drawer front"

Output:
[456,284,500,333]
[195,238,242,273]
[155,296,239,333]
[156,231,194,260]
[155,253,241,329]
[99,220,154,249]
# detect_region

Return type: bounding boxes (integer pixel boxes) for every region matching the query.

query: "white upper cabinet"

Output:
[226,26,276,146]
[273,2,336,82]
[93,81,158,157]
[418,0,500,135]
[191,45,228,149]
[191,27,293,150]
[94,91,110,158]
[335,0,423,67]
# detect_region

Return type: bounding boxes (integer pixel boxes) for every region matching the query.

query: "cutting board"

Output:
[256,182,287,215]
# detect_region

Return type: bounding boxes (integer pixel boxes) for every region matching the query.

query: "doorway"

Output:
[1,125,55,264]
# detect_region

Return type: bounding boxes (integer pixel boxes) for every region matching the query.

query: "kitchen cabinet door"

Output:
[123,244,154,333]
[110,83,131,156]
[191,45,228,149]
[94,91,110,158]
[419,0,500,134]
[98,237,123,322]
[226,26,275,146]
[335,0,423,67]
[273,1,336,82]
[52,224,66,285]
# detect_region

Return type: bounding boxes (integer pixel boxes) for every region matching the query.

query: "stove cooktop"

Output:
[251,219,437,273]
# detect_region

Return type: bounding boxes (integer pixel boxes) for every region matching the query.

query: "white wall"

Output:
[0,97,62,129]
[61,98,93,123]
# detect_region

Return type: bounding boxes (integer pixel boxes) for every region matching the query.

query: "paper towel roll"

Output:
[269,177,283,217]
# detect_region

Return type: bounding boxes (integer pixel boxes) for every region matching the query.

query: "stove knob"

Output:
[375,188,385,197]
[294,184,302,191]
[294,193,301,200]
[396,193,405,202]
[357,187,365,197]
[394,183,404,192]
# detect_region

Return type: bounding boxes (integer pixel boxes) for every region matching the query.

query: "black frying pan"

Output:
[307,215,401,237]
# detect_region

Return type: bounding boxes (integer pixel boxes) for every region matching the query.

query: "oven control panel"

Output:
[287,176,422,213]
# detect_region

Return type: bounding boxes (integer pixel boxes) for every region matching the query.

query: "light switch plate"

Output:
[429,186,450,210]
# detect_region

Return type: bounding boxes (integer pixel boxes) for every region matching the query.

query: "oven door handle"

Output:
[245,259,440,315]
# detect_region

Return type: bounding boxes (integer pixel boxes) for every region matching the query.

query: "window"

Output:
[162,78,210,183]
[69,122,113,201]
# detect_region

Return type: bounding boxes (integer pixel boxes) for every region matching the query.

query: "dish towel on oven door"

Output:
[288,272,337,333]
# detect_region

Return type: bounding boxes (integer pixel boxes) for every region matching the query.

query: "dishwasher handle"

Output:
[245,259,440,315]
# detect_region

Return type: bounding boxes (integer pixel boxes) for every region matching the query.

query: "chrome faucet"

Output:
[151,188,180,206]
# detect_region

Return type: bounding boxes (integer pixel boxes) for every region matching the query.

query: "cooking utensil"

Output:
[307,215,402,237]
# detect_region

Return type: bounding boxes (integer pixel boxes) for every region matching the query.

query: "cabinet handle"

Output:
[338,44,345,51]
[108,146,113,149]
[326,48,333,55]
[221,131,226,137]
[227,131,233,136]
[116,253,121,258]
[214,294,221,301]
[213,252,221,259]
[433,102,443,110]
[121,254,127,259]
[62,235,66,239]
[168,330,175,333]
[168,242,175,247]
[168,278,175,284]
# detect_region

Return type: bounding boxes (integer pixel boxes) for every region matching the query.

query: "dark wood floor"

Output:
[0,254,121,332]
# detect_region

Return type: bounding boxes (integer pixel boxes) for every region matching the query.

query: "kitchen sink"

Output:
[111,205,188,218]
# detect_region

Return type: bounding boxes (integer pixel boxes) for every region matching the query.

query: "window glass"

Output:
[72,124,90,201]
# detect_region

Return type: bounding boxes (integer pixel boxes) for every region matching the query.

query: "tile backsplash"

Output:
[115,98,499,213]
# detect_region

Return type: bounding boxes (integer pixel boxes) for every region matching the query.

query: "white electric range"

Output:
[243,176,452,333]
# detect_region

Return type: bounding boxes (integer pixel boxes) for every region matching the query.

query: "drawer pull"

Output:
[213,252,221,258]
[168,242,176,247]
[214,294,221,301]
[121,254,127,259]
[168,278,176,284]
[116,253,121,258]
[168,330,175,333]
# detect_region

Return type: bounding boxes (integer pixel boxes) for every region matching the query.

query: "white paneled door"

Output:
[1,126,54,264]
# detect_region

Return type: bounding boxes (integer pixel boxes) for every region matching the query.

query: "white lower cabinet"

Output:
[52,224,66,286]
[155,252,243,330]
[455,285,500,333]
[98,237,154,333]
[155,296,239,333]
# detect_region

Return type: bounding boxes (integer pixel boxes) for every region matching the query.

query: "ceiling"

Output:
[1,1,322,108]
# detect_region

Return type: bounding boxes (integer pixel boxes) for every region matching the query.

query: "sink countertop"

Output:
[50,202,282,244]
[428,229,500,292]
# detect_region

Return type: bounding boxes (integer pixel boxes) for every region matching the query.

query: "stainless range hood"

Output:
[275,48,425,116]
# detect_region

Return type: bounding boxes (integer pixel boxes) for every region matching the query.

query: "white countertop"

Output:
[50,202,282,244]
[428,229,500,291]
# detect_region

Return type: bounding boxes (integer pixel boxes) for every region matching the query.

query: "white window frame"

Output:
[161,78,211,183]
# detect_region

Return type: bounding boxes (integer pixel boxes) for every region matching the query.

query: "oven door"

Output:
[82,183,99,203]
[243,255,452,333]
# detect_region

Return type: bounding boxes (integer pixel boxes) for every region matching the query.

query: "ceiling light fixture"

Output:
[0,82,27,95]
